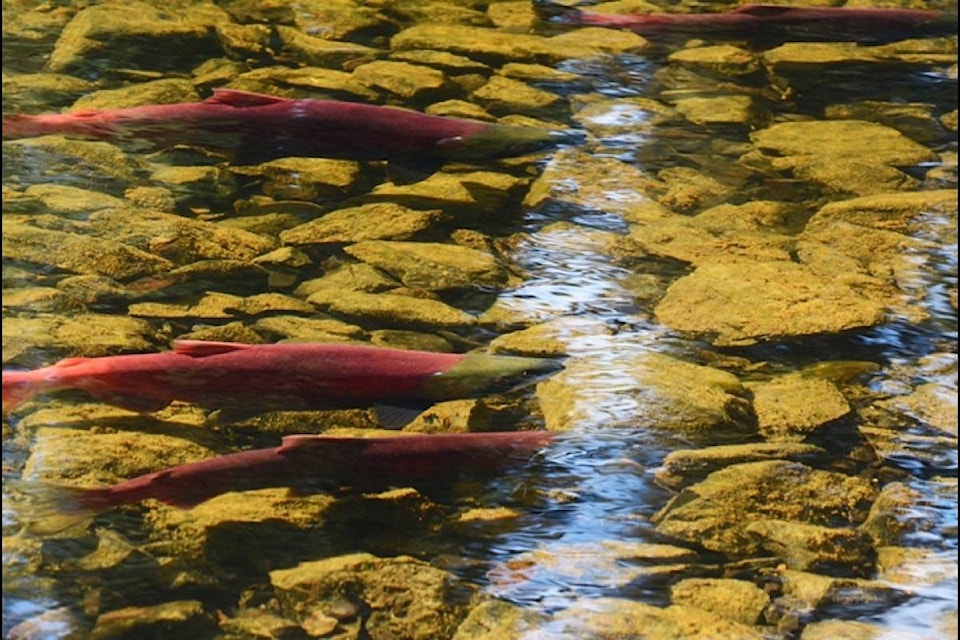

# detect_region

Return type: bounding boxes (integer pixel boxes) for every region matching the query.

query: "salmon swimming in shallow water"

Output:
[1,88,583,179]
[1,340,562,419]
[535,2,958,45]
[13,431,555,534]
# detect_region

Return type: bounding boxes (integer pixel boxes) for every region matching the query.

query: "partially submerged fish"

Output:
[2,340,562,418]
[535,2,957,45]
[13,431,554,534]
[1,88,582,178]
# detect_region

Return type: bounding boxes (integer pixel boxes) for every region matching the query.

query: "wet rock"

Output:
[657,165,741,214]
[792,159,920,196]
[673,95,756,126]
[344,240,512,291]
[129,291,313,321]
[654,442,827,490]
[748,120,937,170]
[4,219,173,280]
[215,22,273,61]
[276,25,378,68]
[747,374,851,441]
[654,260,888,347]
[426,99,497,121]
[251,315,366,343]
[571,95,676,140]
[89,599,215,640]
[622,200,798,266]
[2,137,147,192]
[47,2,228,76]
[352,60,450,102]
[746,520,876,576]
[488,316,614,358]
[217,608,303,640]
[295,263,401,297]
[392,49,491,75]
[535,351,756,434]
[5,606,89,640]
[453,599,546,640]
[667,44,761,77]
[369,329,454,353]
[653,461,879,556]
[762,40,956,75]
[776,569,912,625]
[227,66,380,102]
[84,207,276,264]
[280,203,446,245]
[391,24,647,66]
[2,287,87,314]
[69,79,200,111]
[145,489,338,572]
[858,482,940,547]
[269,552,477,640]
[489,541,698,603]
[472,75,565,118]
[547,597,766,639]
[286,0,395,42]
[148,165,238,207]
[229,157,366,202]
[363,170,526,218]
[804,189,958,236]
[307,289,477,328]
[11,184,127,216]
[523,148,665,219]
[2,73,96,112]
[670,577,770,626]
[2,314,155,366]
[876,546,957,588]
[825,100,948,144]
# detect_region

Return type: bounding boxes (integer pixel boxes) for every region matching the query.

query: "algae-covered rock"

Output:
[307,289,477,328]
[2,314,156,366]
[352,60,450,101]
[747,374,852,441]
[654,260,889,346]
[653,461,879,556]
[90,600,215,640]
[69,78,200,111]
[280,203,446,245]
[667,44,760,77]
[48,1,228,76]
[654,442,827,490]
[344,240,512,291]
[745,519,876,576]
[269,553,478,640]
[547,598,766,640]
[670,578,770,626]
[749,120,937,169]
[535,351,756,434]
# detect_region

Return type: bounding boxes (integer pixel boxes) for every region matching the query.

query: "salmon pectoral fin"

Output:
[386,155,445,185]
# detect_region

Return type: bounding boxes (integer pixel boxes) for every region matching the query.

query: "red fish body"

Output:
[536,2,957,45]
[2,340,562,415]
[1,88,580,166]
[17,431,554,533]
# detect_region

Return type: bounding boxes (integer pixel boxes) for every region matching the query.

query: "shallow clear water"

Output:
[2,2,958,638]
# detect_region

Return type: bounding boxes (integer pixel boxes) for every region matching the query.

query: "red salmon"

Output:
[15,431,554,534]
[2,88,582,174]
[536,2,956,45]
[2,340,562,416]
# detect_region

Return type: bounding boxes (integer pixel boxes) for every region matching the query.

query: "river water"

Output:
[2,1,957,639]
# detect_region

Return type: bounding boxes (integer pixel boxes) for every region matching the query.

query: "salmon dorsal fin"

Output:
[52,357,91,368]
[172,340,254,358]
[204,89,292,108]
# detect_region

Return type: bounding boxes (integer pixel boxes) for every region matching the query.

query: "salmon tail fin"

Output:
[2,369,43,415]
[7,480,116,536]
